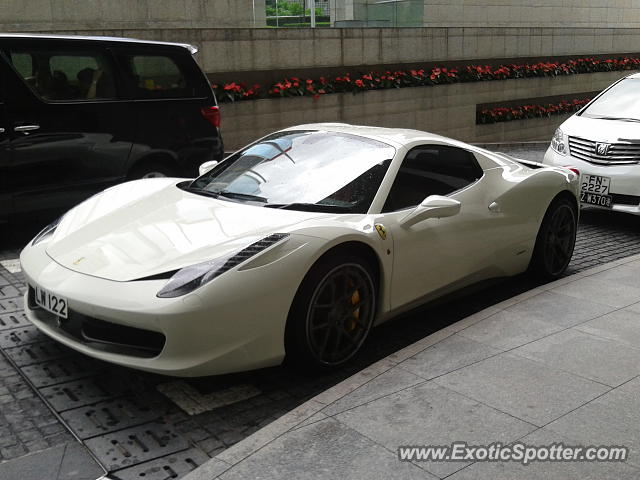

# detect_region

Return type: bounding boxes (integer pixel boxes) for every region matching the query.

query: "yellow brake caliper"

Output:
[347,289,360,332]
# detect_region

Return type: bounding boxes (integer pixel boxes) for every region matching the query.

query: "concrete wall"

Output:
[420,0,640,28]
[219,70,629,150]
[28,26,640,76]
[0,0,266,30]
[331,0,640,28]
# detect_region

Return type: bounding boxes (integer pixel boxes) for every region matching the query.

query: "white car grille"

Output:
[568,136,640,165]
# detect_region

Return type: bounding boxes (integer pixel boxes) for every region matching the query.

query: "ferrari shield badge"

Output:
[375,224,387,240]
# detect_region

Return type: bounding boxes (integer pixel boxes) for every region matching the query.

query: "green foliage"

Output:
[265,1,321,17]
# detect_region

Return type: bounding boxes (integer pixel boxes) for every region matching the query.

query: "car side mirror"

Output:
[198,160,218,176]
[400,195,461,227]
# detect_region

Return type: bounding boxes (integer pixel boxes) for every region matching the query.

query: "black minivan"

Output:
[0,34,224,223]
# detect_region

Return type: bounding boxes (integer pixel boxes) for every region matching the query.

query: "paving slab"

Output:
[321,365,425,416]
[575,306,640,348]
[335,382,536,478]
[457,309,564,350]
[0,442,104,480]
[513,328,640,387]
[550,275,640,308]
[399,334,502,381]
[545,377,640,469]
[501,290,615,328]
[219,418,437,480]
[434,352,610,427]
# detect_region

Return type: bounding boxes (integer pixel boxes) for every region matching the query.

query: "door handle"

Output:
[488,201,501,212]
[14,125,40,133]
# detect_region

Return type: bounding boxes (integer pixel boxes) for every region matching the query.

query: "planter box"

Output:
[220,70,628,149]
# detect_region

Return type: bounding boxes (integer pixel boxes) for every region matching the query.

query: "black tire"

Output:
[529,196,577,280]
[127,161,176,180]
[285,252,377,370]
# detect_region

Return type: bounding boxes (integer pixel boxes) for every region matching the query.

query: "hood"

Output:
[46,179,329,281]
[561,114,640,143]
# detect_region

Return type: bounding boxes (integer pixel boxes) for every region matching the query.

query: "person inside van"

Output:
[77,67,103,99]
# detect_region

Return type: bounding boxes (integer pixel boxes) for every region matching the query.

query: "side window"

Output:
[124,54,198,99]
[8,48,116,101]
[383,145,483,212]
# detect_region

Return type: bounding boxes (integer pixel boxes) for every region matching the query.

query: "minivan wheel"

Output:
[285,252,376,370]
[529,197,577,280]
[128,162,176,180]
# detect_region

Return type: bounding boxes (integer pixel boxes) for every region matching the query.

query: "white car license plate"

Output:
[580,175,612,208]
[34,286,68,319]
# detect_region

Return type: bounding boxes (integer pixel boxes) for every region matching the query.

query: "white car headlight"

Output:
[31,217,62,246]
[156,233,289,298]
[550,128,567,155]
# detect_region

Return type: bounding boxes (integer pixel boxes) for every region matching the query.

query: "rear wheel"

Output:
[529,196,577,280]
[286,253,376,369]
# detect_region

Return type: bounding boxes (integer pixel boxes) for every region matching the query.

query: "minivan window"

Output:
[580,78,640,122]
[8,48,117,101]
[125,54,199,99]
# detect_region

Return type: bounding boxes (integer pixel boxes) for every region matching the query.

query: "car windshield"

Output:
[188,130,395,213]
[581,78,640,122]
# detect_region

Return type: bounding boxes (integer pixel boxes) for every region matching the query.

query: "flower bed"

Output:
[477,98,591,124]
[212,57,640,103]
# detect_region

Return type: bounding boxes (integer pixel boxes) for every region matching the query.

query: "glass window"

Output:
[189,130,396,213]
[383,145,483,212]
[580,78,640,122]
[8,48,116,101]
[127,55,194,99]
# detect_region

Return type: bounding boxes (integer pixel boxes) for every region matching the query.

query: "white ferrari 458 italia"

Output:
[21,124,579,376]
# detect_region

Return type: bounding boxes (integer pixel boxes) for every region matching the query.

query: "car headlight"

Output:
[31,217,62,246]
[550,128,567,155]
[156,233,290,298]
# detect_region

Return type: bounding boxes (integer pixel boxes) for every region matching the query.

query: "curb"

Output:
[183,252,640,479]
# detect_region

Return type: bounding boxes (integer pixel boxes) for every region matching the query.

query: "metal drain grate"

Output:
[21,357,102,387]
[85,422,189,472]
[41,377,131,412]
[62,397,165,439]
[0,311,31,331]
[4,341,72,366]
[0,325,46,348]
[0,284,21,298]
[111,448,210,480]
[0,296,23,313]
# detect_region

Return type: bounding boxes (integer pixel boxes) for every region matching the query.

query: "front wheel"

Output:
[285,253,377,369]
[529,196,577,280]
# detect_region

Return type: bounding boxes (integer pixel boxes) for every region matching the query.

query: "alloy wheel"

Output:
[305,263,375,366]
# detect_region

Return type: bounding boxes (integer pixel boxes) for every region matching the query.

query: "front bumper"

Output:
[20,240,315,377]
[543,147,640,215]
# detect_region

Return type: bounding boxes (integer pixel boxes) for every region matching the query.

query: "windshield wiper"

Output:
[182,186,267,203]
[264,203,353,213]
[216,191,268,203]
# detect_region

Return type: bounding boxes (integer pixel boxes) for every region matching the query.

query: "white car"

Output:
[21,124,579,376]
[544,72,640,215]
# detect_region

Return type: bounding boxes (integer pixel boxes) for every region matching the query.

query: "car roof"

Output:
[282,123,456,148]
[0,33,198,54]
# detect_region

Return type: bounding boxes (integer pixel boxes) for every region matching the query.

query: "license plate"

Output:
[580,191,612,208]
[580,175,612,208]
[581,175,611,195]
[34,286,68,319]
